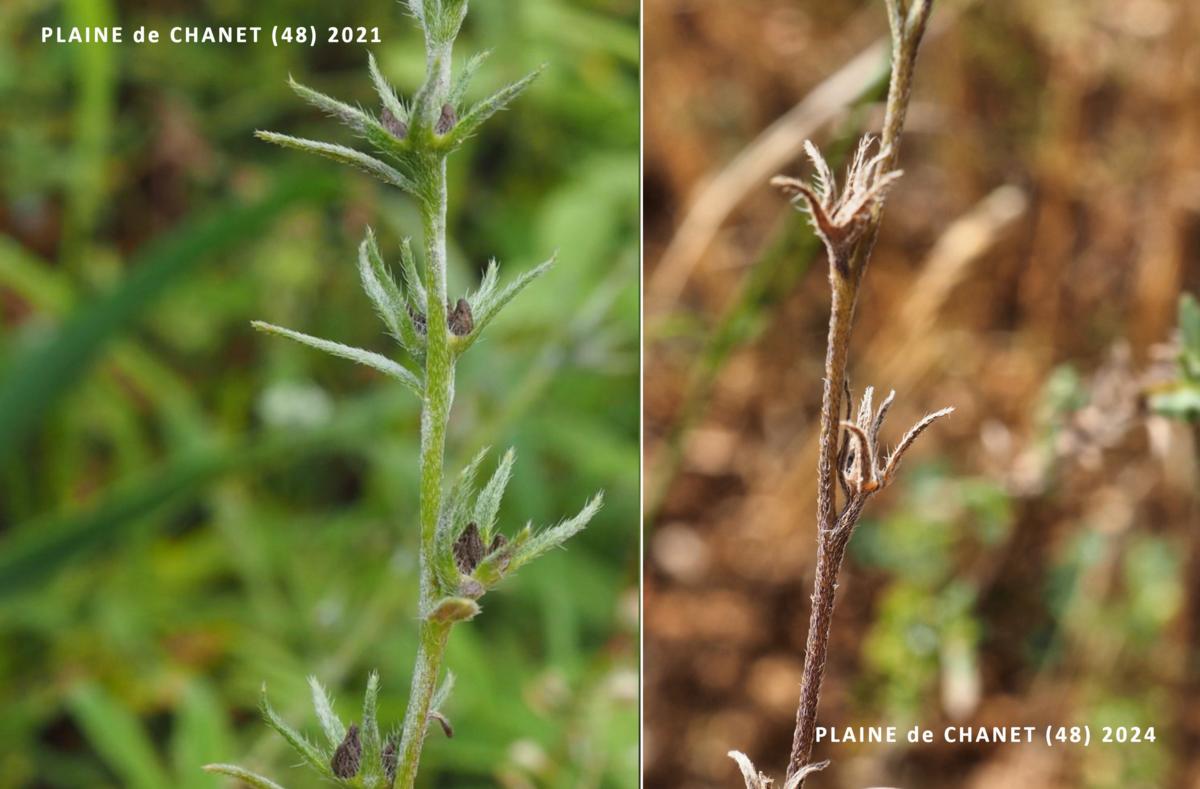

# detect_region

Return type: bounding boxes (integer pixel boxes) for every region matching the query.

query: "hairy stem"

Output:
[398,159,454,788]
[789,534,849,781]
[396,620,451,788]
[788,275,856,782]
[847,0,931,292]
[815,276,858,535]
[786,4,933,784]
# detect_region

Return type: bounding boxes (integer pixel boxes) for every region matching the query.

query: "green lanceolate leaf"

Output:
[473,448,515,543]
[360,228,424,355]
[252,321,422,396]
[454,255,555,356]
[256,131,416,193]
[445,448,490,531]
[398,236,427,310]
[360,671,383,775]
[448,50,491,107]
[288,76,373,134]
[259,688,332,777]
[510,493,604,572]
[467,258,500,309]
[203,765,289,789]
[308,676,347,748]
[442,66,545,151]
[368,53,408,124]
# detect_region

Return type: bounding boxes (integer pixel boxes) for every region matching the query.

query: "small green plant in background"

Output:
[1149,293,1200,423]
[205,2,602,787]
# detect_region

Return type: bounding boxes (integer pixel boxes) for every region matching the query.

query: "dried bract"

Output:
[771,137,902,276]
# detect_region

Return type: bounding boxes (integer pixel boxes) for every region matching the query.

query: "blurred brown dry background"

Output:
[643,1,1200,788]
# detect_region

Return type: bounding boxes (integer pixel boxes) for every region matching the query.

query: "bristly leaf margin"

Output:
[256,131,416,193]
[510,493,604,572]
[252,321,423,397]
[203,764,290,789]
[442,66,545,151]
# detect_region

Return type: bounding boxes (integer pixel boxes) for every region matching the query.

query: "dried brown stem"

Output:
[783,1,936,785]
[790,531,850,783]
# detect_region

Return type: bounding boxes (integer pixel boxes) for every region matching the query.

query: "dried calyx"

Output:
[835,384,954,522]
[771,137,902,277]
[408,298,475,337]
[729,751,829,789]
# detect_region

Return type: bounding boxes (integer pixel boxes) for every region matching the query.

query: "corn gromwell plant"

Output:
[728,1,950,786]
[204,2,602,787]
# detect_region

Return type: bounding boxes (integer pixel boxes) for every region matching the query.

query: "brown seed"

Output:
[489,533,511,573]
[331,723,362,779]
[447,298,474,336]
[409,305,427,336]
[436,103,457,135]
[453,522,486,574]
[381,736,398,785]
[381,108,408,139]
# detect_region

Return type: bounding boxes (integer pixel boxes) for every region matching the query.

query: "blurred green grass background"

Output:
[0,0,639,787]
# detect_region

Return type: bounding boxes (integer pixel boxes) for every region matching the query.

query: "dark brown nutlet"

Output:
[409,305,427,336]
[453,522,486,574]
[381,736,399,785]
[331,723,362,779]
[435,103,457,135]
[447,298,474,336]
[489,533,511,573]
[381,108,408,139]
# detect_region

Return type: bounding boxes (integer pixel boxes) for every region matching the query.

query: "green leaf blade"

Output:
[255,131,415,193]
[287,77,371,134]
[444,66,544,150]
[368,53,408,122]
[259,688,332,777]
[252,321,422,396]
[511,493,604,572]
[361,671,382,775]
[203,764,289,789]
[307,676,346,748]
[455,255,555,356]
[448,50,492,107]
[359,229,421,355]
[473,448,515,543]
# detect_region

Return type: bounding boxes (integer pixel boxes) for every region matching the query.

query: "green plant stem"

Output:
[397,620,451,788]
[398,159,454,789]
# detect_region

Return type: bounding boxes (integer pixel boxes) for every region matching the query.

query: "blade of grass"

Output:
[0,389,404,603]
[0,170,339,461]
[67,682,171,789]
[61,0,116,268]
